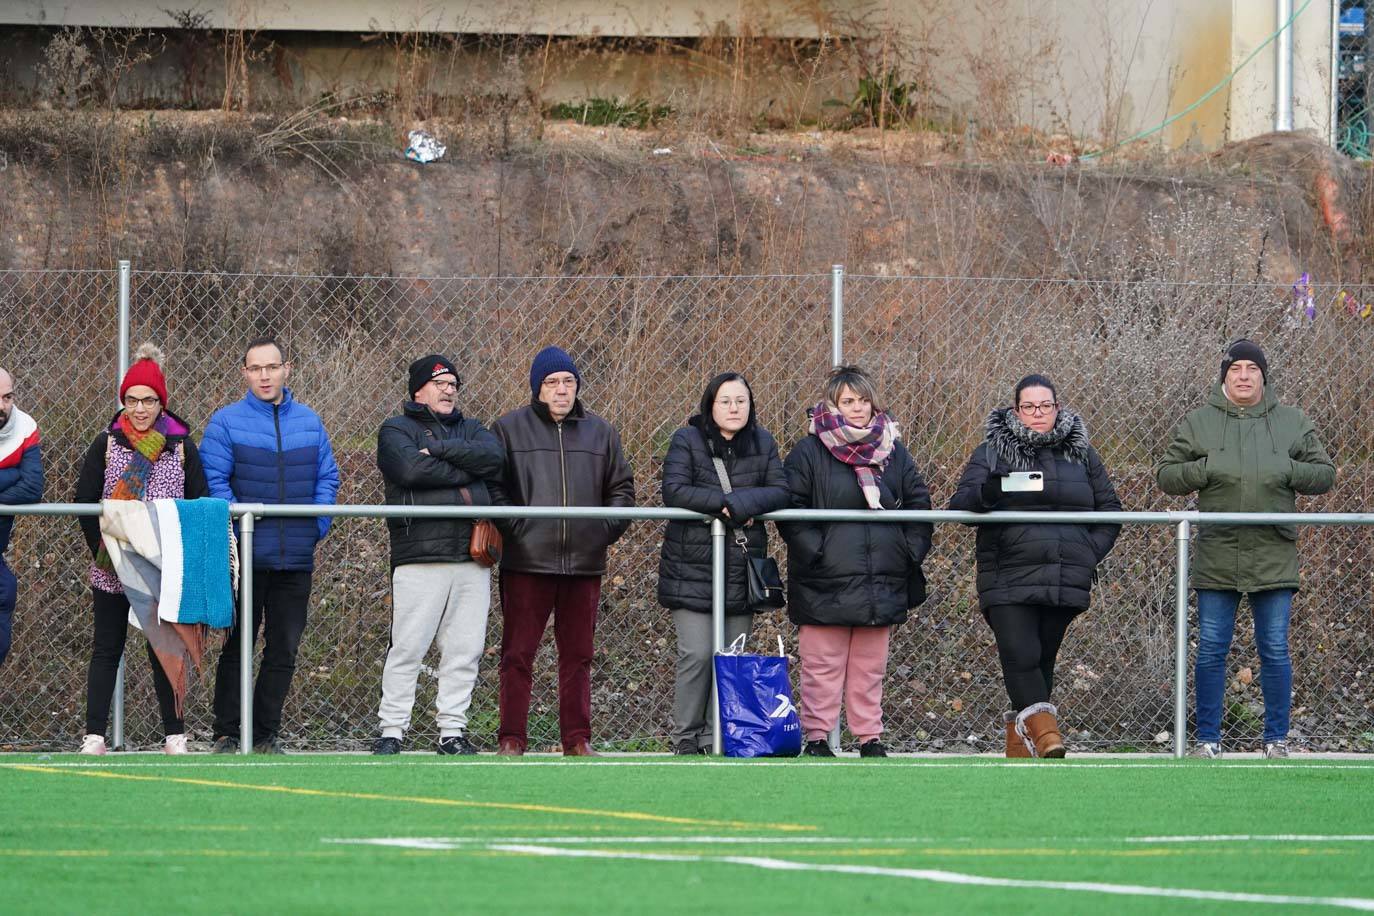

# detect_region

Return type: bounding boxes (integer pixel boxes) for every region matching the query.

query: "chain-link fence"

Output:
[1,267,1370,752]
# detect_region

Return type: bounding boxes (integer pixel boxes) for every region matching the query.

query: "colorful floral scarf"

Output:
[809,401,899,510]
[94,412,168,571]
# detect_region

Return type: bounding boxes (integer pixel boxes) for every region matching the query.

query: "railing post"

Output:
[830,264,844,367]
[710,517,726,756]
[239,512,255,755]
[1174,519,1191,759]
[112,259,131,750]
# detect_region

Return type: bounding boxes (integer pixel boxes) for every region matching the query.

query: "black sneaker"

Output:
[859,739,888,758]
[437,735,478,756]
[803,740,836,758]
[674,740,707,756]
[211,736,239,755]
[253,735,286,755]
[373,736,402,756]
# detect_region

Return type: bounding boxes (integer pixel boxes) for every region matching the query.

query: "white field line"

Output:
[486,843,1374,911]
[324,833,1374,850]
[1125,835,1374,844]
[7,759,1374,770]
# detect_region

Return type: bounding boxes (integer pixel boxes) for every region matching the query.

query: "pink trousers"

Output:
[798,624,891,743]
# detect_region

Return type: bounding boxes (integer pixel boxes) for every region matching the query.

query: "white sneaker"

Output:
[79,734,107,756]
[1264,740,1290,759]
[164,734,189,755]
[1188,741,1221,759]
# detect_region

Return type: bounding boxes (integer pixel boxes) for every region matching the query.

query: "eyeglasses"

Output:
[123,395,161,410]
[244,363,284,375]
[1017,402,1058,415]
[714,397,749,409]
[429,379,458,392]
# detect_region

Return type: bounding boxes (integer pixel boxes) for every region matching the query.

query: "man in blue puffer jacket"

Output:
[202,335,340,753]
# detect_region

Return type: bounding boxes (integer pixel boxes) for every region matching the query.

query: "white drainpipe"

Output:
[1276,0,1295,131]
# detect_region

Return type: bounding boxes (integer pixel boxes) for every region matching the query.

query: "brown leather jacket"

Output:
[489,399,636,576]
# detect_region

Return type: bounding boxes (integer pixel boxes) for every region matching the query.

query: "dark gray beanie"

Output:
[1219,339,1268,382]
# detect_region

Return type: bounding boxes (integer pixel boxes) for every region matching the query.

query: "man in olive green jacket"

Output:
[1156,339,1334,760]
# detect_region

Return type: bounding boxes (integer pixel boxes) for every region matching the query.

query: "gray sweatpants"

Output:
[379,562,491,739]
[671,608,752,750]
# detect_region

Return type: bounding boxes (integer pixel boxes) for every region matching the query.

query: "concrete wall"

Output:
[1,0,829,36]
[1230,0,1335,142]
[1,0,1340,149]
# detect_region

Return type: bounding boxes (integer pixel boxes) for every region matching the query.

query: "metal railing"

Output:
[9,502,1370,757]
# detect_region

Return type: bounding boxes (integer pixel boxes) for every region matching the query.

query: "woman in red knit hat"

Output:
[74,344,210,755]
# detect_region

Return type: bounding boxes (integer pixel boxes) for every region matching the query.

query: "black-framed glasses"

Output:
[429,379,459,392]
[244,363,285,375]
[1017,402,1057,415]
[123,395,161,410]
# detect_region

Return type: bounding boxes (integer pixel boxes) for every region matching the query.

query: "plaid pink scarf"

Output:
[809,401,898,509]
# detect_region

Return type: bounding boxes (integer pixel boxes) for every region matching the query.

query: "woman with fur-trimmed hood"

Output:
[949,374,1121,759]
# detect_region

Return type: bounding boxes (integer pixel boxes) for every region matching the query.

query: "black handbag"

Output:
[740,537,786,608]
[708,442,786,610]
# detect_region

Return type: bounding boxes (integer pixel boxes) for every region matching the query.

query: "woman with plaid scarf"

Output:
[74,344,209,755]
[779,366,933,758]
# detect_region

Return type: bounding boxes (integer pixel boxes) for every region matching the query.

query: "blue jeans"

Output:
[1194,588,1294,744]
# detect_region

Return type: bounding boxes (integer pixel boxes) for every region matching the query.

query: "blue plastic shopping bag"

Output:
[714,635,802,758]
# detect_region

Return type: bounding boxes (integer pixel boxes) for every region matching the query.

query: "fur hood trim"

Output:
[984,406,1090,471]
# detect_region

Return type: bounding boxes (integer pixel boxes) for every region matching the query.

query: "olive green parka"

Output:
[1155,383,1334,592]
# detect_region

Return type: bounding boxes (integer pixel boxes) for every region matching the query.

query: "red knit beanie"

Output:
[119,343,169,405]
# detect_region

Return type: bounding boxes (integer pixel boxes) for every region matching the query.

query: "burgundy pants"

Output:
[498,570,601,750]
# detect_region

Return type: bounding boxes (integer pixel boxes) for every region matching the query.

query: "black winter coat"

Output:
[377,403,506,569]
[779,435,933,628]
[488,399,636,577]
[948,408,1121,612]
[657,419,790,615]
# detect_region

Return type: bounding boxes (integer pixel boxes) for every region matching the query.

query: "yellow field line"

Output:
[5,765,815,833]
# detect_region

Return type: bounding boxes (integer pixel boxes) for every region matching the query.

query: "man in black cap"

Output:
[1157,338,1334,760]
[371,355,505,756]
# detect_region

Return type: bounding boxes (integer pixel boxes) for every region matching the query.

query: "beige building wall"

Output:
[1229,0,1335,143]
[1,0,829,35]
[3,0,1339,148]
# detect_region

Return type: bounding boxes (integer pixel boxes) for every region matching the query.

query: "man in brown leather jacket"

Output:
[489,346,635,756]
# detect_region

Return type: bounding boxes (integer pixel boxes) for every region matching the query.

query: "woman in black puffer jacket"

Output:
[658,372,789,755]
[949,374,1121,759]
[780,366,933,759]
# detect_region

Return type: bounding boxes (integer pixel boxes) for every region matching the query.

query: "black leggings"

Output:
[985,603,1079,711]
[85,587,184,737]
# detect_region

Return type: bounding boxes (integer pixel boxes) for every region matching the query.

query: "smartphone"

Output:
[1000,471,1044,493]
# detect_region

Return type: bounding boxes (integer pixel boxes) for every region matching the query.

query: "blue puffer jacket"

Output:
[199,389,340,571]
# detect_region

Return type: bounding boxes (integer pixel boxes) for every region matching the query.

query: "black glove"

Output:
[980,467,1010,506]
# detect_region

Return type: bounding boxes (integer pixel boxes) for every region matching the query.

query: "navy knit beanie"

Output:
[529,346,581,398]
[1219,338,1268,382]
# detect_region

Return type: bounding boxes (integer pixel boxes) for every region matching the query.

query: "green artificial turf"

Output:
[3,755,1373,914]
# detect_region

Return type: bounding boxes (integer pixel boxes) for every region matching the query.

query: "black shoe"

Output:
[211,736,239,755]
[373,736,402,756]
[803,740,836,758]
[674,740,707,756]
[859,739,888,758]
[438,735,478,756]
[253,735,286,755]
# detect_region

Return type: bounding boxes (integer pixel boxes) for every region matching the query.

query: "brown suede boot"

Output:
[1003,711,1032,758]
[1016,703,1066,759]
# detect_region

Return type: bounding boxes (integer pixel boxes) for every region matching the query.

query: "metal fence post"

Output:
[1173,519,1191,759]
[830,264,844,367]
[239,512,255,755]
[111,259,131,750]
[710,517,726,755]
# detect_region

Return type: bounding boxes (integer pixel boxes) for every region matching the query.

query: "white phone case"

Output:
[1000,471,1045,492]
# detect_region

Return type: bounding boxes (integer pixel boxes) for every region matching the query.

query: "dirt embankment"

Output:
[0,112,1366,282]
